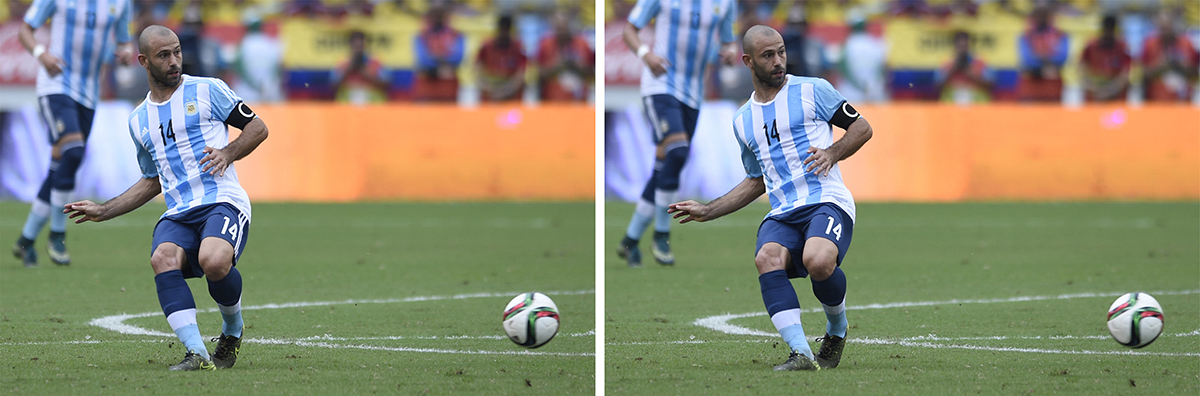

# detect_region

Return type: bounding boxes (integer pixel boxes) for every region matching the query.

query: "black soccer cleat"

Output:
[616,236,642,268]
[211,334,242,369]
[815,333,846,369]
[168,351,216,371]
[13,240,37,268]
[651,231,674,266]
[773,350,820,371]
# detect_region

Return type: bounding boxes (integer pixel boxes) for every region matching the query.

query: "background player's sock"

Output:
[760,270,813,358]
[812,267,848,338]
[19,199,51,242]
[625,198,655,242]
[653,188,678,233]
[48,189,71,234]
[156,270,208,358]
[207,267,244,338]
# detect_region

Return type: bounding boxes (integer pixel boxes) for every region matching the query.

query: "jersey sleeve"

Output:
[627,0,660,29]
[811,78,850,122]
[23,0,56,29]
[129,123,158,178]
[206,78,245,123]
[719,1,737,44]
[114,0,133,43]
[733,115,763,178]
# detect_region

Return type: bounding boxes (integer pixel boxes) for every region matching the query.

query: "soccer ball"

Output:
[502,292,560,348]
[1106,292,1164,348]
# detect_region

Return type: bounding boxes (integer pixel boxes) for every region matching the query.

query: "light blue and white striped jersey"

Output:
[128,75,252,221]
[733,75,856,222]
[628,0,736,109]
[24,0,133,109]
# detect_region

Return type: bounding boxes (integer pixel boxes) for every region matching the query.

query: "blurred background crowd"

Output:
[604,0,1200,107]
[0,0,596,106]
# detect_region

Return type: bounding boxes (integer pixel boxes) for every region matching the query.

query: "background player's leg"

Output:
[47,133,86,265]
[151,243,209,359]
[652,134,688,265]
[13,179,52,266]
[757,243,813,359]
[803,237,847,338]
[200,237,242,338]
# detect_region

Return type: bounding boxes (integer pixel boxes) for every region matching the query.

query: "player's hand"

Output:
[39,52,65,77]
[199,146,233,177]
[64,200,108,223]
[668,200,711,224]
[803,146,837,177]
[115,45,135,66]
[718,48,738,66]
[643,52,671,77]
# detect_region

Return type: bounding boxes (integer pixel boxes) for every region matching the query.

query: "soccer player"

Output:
[617,0,738,267]
[64,25,268,371]
[13,0,135,267]
[668,25,873,371]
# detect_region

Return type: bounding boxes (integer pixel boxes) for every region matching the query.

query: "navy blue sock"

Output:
[155,270,196,317]
[208,267,243,338]
[760,270,811,356]
[811,267,847,307]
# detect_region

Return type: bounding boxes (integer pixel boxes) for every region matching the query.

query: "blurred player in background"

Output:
[617,0,738,268]
[64,25,269,371]
[13,0,135,267]
[669,25,873,372]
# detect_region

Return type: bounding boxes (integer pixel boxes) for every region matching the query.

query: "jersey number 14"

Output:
[762,122,780,146]
[159,122,176,143]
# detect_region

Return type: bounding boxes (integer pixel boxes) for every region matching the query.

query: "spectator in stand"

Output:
[1140,12,1199,102]
[780,5,829,79]
[475,14,526,102]
[1079,14,1130,102]
[414,4,465,102]
[233,11,284,103]
[1017,6,1069,102]
[936,30,994,104]
[836,13,889,103]
[537,10,594,102]
[177,2,226,78]
[332,31,390,105]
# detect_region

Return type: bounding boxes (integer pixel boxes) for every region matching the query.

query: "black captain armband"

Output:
[225,101,257,129]
[829,101,861,130]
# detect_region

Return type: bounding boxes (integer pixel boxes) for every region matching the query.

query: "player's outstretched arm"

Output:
[804,117,873,177]
[200,117,269,177]
[668,176,766,223]
[64,176,162,223]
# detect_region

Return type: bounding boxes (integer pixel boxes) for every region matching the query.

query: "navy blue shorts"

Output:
[151,203,250,279]
[38,94,94,144]
[642,94,699,143]
[755,203,854,279]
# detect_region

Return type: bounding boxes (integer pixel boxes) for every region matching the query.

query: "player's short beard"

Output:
[149,63,181,88]
[752,60,786,88]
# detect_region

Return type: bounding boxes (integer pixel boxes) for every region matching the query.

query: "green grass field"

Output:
[0,201,595,395]
[605,202,1200,394]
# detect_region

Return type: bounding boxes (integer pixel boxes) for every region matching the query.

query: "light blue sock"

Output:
[625,199,654,240]
[824,302,848,338]
[653,189,677,233]
[173,324,209,359]
[219,304,243,338]
[20,200,50,241]
[48,190,71,233]
[779,324,813,359]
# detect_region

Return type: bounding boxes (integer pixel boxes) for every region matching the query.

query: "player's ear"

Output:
[742,53,751,67]
[137,53,148,68]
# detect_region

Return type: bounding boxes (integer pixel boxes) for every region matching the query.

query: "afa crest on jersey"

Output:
[185,101,198,116]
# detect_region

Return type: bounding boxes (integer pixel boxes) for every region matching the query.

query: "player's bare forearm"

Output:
[826,117,873,162]
[18,23,37,53]
[671,176,766,223]
[622,23,643,54]
[69,177,161,222]
[224,118,269,162]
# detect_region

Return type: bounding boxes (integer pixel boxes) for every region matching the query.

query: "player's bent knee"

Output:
[802,249,837,281]
[198,237,235,280]
[150,243,186,274]
[755,244,789,274]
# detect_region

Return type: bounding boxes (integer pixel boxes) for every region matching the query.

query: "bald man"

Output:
[13,0,135,267]
[670,25,874,371]
[65,25,269,371]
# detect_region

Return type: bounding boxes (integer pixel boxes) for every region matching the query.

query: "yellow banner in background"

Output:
[885,13,1099,73]
[281,13,495,70]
